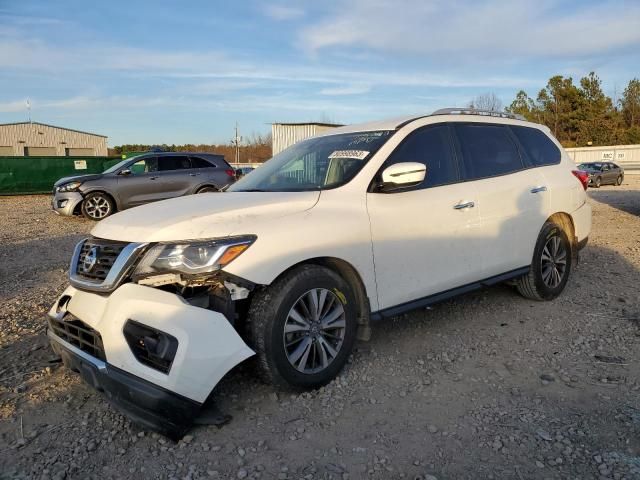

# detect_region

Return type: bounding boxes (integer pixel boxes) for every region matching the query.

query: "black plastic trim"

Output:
[49,331,200,439]
[370,267,530,320]
[577,236,588,251]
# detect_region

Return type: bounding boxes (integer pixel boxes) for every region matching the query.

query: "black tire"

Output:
[81,192,115,220]
[616,175,623,186]
[516,222,572,301]
[196,186,219,193]
[246,265,357,390]
[594,176,602,188]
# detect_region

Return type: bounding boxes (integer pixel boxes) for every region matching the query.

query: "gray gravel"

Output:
[1,179,640,479]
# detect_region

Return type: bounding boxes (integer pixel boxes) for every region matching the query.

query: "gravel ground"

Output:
[1,178,640,480]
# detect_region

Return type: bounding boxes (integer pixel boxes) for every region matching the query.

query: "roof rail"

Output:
[431,108,526,121]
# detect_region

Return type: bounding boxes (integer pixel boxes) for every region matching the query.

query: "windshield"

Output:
[103,157,137,174]
[228,130,393,192]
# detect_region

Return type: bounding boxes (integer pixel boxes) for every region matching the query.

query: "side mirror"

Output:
[119,169,132,176]
[378,162,426,192]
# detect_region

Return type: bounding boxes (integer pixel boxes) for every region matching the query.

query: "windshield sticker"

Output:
[348,131,391,146]
[329,150,370,160]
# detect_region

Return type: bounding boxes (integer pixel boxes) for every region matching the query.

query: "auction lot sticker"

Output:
[329,150,369,160]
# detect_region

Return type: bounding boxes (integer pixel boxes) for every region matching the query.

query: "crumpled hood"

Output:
[91,191,320,242]
[54,173,103,187]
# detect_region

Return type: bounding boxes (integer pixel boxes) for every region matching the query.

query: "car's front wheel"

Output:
[616,175,623,186]
[81,192,114,220]
[516,222,572,301]
[247,265,357,389]
[594,176,602,188]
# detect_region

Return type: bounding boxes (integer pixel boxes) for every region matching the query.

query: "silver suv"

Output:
[52,152,236,220]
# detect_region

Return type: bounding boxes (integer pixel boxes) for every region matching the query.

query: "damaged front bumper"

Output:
[47,282,254,438]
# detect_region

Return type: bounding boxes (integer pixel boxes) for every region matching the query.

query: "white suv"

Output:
[48,109,591,437]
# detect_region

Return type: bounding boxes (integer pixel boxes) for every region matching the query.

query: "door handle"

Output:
[453,201,475,210]
[150,176,159,180]
[530,186,547,193]
[189,173,201,176]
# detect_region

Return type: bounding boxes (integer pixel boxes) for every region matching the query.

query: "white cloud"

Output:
[263,5,304,21]
[0,99,30,113]
[0,40,229,72]
[300,0,640,58]
[320,84,371,95]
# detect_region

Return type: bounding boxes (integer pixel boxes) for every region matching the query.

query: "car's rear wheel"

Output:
[516,222,572,301]
[81,192,114,220]
[616,175,623,186]
[247,265,357,389]
[594,176,602,188]
[196,186,219,193]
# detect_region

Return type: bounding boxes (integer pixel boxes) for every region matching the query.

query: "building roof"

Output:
[0,121,107,138]
[272,122,344,127]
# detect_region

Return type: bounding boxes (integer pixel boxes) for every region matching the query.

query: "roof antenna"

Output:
[26,98,32,123]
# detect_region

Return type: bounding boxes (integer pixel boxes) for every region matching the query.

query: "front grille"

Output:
[49,313,106,361]
[75,238,128,282]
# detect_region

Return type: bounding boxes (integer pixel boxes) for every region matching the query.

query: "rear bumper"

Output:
[51,191,83,216]
[571,201,591,244]
[49,330,199,439]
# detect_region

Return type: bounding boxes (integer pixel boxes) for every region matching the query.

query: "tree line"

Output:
[503,73,639,147]
[109,133,273,163]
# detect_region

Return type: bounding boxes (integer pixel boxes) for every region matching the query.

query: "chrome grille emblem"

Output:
[81,246,99,273]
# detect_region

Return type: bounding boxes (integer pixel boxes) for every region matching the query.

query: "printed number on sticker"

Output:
[328,150,369,160]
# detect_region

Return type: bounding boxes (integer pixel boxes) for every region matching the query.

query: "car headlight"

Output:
[57,181,83,192]
[133,235,256,277]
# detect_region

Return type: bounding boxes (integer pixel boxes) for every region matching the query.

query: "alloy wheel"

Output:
[540,235,567,288]
[85,196,111,219]
[283,288,346,374]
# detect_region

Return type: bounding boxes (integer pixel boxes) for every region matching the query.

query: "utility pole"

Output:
[233,122,242,164]
[26,98,31,123]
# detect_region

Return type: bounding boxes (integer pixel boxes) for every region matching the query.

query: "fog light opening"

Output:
[123,320,178,374]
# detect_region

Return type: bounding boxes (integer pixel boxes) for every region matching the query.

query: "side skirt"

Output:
[370,266,530,321]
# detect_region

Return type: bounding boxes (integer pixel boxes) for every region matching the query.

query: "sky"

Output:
[1,0,639,146]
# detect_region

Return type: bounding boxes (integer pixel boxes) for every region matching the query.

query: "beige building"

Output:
[566,144,640,173]
[271,122,342,155]
[0,122,108,156]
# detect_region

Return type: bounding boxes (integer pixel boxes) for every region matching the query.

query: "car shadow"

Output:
[588,186,640,217]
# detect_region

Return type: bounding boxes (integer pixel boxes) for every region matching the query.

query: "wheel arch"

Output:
[195,184,219,193]
[546,212,576,254]
[269,256,372,341]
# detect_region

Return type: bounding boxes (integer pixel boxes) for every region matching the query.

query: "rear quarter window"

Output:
[190,156,215,168]
[510,126,561,167]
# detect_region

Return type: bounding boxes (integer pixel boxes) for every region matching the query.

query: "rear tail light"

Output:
[572,170,589,190]
[225,169,235,177]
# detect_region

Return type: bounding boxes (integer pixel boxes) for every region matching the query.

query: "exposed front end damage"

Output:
[48,274,255,438]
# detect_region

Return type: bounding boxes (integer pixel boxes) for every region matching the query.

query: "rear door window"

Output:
[454,124,523,180]
[510,126,561,167]
[158,156,192,171]
[383,124,458,189]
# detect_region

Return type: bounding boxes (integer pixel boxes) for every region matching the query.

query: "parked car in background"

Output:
[52,152,236,220]
[235,166,255,179]
[577,162,624,188]
[48,109,590,437]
